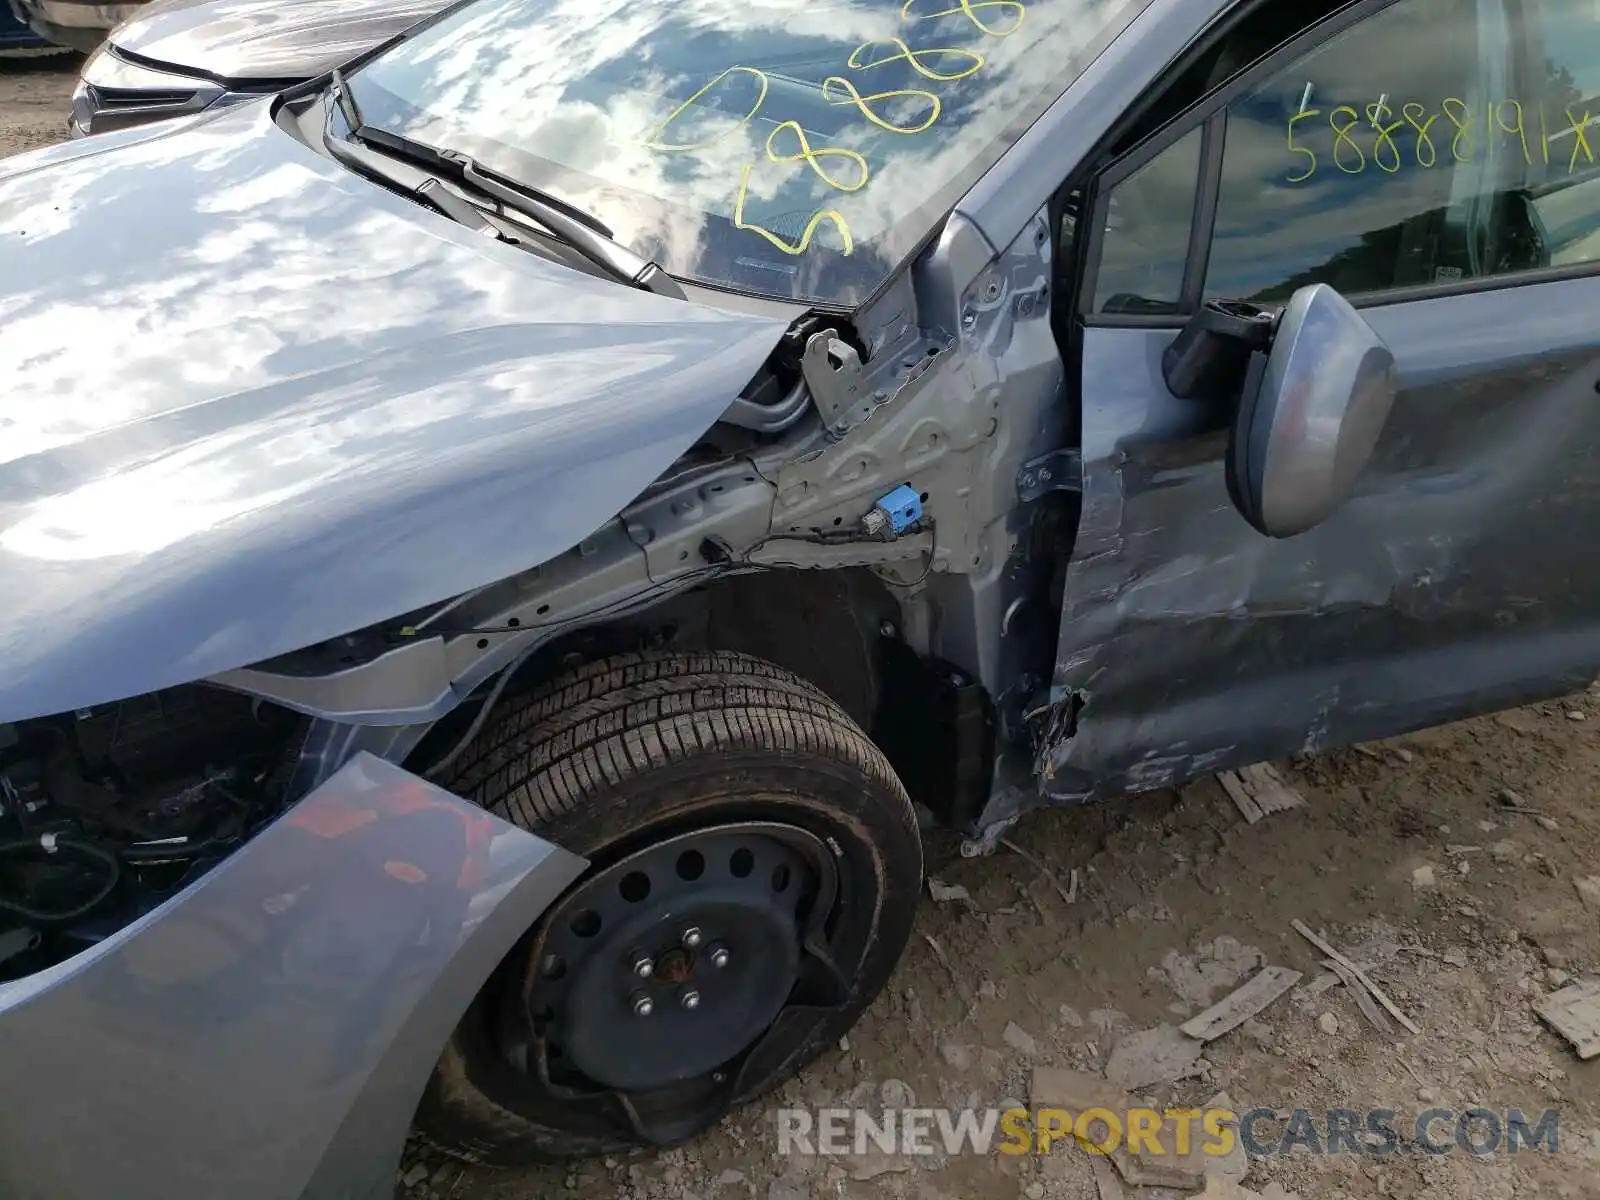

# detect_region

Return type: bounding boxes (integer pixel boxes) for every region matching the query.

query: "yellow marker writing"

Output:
[1401,102,1438,167]
[1366,97,1403,173]
[1564,107,1595,172]
[1441,97,1474,162]
[642,66,769,151]
[900,0,1025,37]
[1329,105,1367,174]
[1285,101,1320,182]
[848,36,985,81]
[821,76,942,133]
[733,164,855,256]
[1495,100,1532,165]
[765,120,870,192]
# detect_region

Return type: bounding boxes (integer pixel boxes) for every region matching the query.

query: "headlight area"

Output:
[0,685,306,979]
[70,47,256,137]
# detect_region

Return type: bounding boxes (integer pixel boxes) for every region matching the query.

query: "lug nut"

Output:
[681,926,703,949]
[710,946,730,969]
[631,953,654,979]
[680,988,701,1010]
[632,992,655,1017]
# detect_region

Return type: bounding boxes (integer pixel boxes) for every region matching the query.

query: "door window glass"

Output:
[1092,125,1204,314]
[1204,0,1565,302]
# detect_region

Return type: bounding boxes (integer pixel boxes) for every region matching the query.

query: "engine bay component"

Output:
[0,684,303,979]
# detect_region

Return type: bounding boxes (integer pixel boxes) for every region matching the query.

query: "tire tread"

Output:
[445,651,913,843]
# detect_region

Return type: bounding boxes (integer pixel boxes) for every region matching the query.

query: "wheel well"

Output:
[686,569,894,731]
[405,568,994,828]
[671,570,996,828]
[404,569,894,771]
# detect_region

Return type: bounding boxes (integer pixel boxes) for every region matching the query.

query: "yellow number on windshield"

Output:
[900,0,1025,37]
[642,66,769,150]
[821,77,942,134]
[733,165,855,256]
[847,36,985,81]
[766,121,870,192]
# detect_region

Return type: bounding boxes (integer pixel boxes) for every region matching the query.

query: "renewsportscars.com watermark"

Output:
[776,1105,1562,1158]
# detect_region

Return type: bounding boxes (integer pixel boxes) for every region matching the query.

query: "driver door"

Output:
[1040,0,1600,800]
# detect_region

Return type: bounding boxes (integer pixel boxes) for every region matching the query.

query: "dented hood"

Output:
[108,0,442,82]
[0,103,788,722]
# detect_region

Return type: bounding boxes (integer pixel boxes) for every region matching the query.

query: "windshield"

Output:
[346,0,1151,306]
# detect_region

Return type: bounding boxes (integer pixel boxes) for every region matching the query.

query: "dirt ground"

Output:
[7,59,1600,1200]
[0,58,74,156]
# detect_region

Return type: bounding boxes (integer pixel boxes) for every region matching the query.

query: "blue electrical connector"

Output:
[867,485,923,536]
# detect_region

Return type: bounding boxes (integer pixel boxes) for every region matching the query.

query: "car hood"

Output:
[109,0,442,82]
[0,102,789,723]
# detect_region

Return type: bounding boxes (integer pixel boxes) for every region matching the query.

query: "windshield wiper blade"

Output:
[321,107,505,240]
[350,124,685,300]
[445,152,686,300]
[415,177,502,238]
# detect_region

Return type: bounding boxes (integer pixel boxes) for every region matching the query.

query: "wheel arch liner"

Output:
[0,753,586,1200]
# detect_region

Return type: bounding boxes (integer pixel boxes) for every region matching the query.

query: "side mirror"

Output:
[1161,285,1397,539]
[1226,284,1397,538]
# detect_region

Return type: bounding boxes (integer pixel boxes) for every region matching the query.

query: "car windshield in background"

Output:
[346,0,1150,305]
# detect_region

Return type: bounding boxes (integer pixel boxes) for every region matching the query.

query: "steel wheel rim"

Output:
[493,819,846,1139]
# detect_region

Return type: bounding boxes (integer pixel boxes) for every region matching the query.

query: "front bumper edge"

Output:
[0,752,586,1200]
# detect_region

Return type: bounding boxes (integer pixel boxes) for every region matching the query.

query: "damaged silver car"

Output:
[7,0,1600,1193]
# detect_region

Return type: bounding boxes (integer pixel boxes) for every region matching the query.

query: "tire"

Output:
[414,651,923,1164]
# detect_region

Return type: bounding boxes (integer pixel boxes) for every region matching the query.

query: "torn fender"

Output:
[0,753,586,1200]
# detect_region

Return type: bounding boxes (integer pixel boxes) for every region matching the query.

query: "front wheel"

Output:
[414,651,923,1163]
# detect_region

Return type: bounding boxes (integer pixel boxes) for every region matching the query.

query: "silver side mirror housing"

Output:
[1226,284,1398,538]
[1162,284,1397,539]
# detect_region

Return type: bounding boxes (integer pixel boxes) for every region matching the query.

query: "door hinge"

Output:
[1016,449,1082,502]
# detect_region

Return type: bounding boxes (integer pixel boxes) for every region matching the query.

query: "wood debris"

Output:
[1302,971,1341,999]
[1104,1023,1205,1089]
[999,836,1077,906]
[1535,979,1600,1060]
[1394,1055,1428,1089]
[1180,966,1303,1041]
[1290,919,1419,1035]
[1320,956,1394,1034]
[1217,763,1306,824]
[1031,1065,1129,1112]
[921,933,972,1007]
